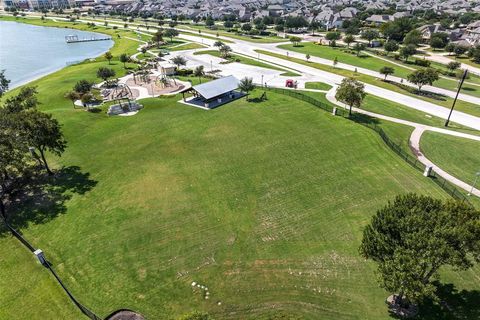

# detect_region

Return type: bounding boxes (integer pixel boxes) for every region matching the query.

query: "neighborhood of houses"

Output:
[4,0,480,48]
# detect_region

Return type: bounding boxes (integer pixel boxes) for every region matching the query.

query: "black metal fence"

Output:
[260,86,472,206]
[1,214,101,320]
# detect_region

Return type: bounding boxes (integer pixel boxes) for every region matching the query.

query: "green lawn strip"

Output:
[194,50,300,76]
[282,42,480,98]
[178,29,234,43]
[256,49,480,118]
[305,82,333,91]
[420,132,480,190]
[280,43,413,79]
[169,42,207,51]
[186,24,287,43]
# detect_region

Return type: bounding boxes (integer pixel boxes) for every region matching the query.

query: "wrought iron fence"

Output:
[260,86,472,206]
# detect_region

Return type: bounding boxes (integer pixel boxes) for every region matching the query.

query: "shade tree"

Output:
[335,77,366,116]
[360,193,480,310]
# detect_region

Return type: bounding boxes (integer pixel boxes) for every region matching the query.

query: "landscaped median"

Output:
[194,49,301,77]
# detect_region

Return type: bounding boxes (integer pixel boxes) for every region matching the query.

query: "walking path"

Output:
[324,87,480,197]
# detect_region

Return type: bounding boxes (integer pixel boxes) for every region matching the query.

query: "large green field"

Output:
[1,17,480,320]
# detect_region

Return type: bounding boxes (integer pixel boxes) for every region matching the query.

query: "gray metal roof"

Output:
[193,75,240,100]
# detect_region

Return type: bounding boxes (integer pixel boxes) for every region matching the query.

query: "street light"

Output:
[468,171,480,196]
[261,74,264,87]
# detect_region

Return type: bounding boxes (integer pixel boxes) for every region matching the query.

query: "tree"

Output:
[0,70,10,98]
[384,40,399,56]
[119,53,130,68]
[223,20,233,29]
[96,67,116,82]
[429,32,449,50]
[193,65,205,83]
[213,40,224,48]
[445,43,456,55]
[447,61,461,73]
[289,36,302,47]
[353,42,365,56]
[360,193,480,308]
[333,56,338,67]
[20,110,67,175]
[325,31,341,46]
[219,45,232,58]
[238,77,254,100]
[407,68,439,91]
[285,16,308,30]
[152,30,163,47]
[403,29,422,47]
[306,53,311,62]
[335,77,366,116]
[104,51,113,65]
[343,34,355,48]
[380,66,395,80]
[454,44,468,57]
[400,44,417,62]
[171,56,187,69]
[241,23,252,32]
[164,28,179,42]
[205,16,214,28]
[64,91,80,108]
[73,80,93,95]
[361,29,379,47]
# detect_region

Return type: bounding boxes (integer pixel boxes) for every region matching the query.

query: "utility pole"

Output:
[445,69,468,127]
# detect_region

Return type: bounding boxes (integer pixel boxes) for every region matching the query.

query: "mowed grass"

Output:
[256,49,480,119]
[194,50,300,76]
[2,75,479,318]
[420,132,480,187]
[280,42,480,99]
[1,19,479,320]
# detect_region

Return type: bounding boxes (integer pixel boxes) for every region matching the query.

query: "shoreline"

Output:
[1,17,115,92]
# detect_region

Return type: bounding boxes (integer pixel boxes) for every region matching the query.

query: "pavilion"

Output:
[180,75,245,110]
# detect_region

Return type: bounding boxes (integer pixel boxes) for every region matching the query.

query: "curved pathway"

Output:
[324,87,480,197]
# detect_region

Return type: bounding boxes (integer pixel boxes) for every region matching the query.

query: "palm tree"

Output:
[238,77,255,101]
[219,45,232,59]
[194,65,205,84]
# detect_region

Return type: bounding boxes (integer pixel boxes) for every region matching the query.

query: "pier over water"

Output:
[65,34,112,43]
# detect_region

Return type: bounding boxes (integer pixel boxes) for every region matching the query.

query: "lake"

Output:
[0,20,114,89]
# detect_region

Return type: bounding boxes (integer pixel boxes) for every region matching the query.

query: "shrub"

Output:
[414,59,431,67]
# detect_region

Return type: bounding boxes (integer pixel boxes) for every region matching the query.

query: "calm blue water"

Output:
[0,21,114,88]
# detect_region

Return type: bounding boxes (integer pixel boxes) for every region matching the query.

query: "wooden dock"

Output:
[65,35,112,43]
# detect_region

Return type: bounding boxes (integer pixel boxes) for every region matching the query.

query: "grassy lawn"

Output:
[1,17,479,320]
[169,42,207,51]
[280,43,413,79]
[420,132,480,187]
[186,24,287,43]
[305,82,333,91]
[256,49,480,119]
[280,42,480,99]
[194,50,300,77]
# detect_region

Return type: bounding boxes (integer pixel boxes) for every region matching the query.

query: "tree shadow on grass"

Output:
[413,283,480,320]
[350,112,380,126]
[0,166,97,235]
